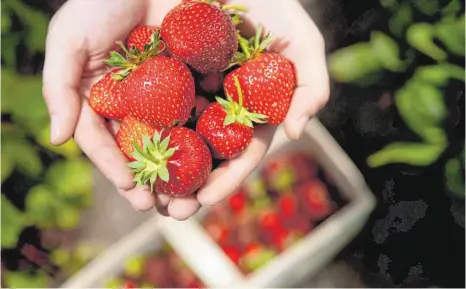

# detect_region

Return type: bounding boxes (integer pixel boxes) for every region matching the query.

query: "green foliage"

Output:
[328,0,465,170]
[1,1,94,287]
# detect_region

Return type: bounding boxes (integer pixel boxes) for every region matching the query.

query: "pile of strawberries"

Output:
[201,151,339,273]
[89,0,297,197]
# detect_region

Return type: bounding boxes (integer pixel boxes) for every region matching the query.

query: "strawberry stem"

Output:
[217,76,268,128]
[104,30,165,81]
[222,4,248,12]
[127,131,177,192]
[227,26,274,68]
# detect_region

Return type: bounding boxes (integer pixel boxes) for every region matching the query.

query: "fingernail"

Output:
[292,116,309,140]
[50,115,60,144]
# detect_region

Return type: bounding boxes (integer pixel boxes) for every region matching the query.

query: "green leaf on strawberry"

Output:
[128,131,177,192]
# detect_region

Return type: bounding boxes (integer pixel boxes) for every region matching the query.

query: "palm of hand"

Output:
[43,0,329,220]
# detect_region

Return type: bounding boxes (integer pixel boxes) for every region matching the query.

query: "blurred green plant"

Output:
[1,0,93,287]
[328,0,465,194]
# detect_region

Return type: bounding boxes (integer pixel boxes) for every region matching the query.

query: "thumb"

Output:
[42,18,85,145]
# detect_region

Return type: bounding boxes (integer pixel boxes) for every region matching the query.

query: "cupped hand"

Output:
[43,0,329,220]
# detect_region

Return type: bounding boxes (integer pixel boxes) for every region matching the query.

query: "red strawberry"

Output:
[197,76,267,159]
[160,1,238,73]
[89,69,126,120]
[224,27,297,124]
[297,180,334,220]
[116,116,160,161]
[259,211,281,232]
[204,221,229,244]
[128,126,212,196]
[239,243,277,273]
[127,25,160,52]
[271,229,302,252]
[105,32,196,128]
[278,194,313,233]
[222,245,241,265]
[228,188,247,215]
[122,281,136,289]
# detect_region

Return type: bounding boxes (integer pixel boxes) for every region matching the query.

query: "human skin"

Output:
[42,0,329,220]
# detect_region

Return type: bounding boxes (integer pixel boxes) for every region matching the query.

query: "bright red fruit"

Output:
[161,1,238,73]
[222,245,241,265]
[224,27,297,124]
[116,116,160,161]
[127,25,160,52]
[122,281,136,289]
[128,126,212,197]
[228,189,247,214]
[259,211,281,231]
[106,32,196,128]
[297,180,334,220]
[89,69,126,120]
[197,76,267,159]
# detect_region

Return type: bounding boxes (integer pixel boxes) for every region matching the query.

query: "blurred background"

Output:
[1,0,464,287]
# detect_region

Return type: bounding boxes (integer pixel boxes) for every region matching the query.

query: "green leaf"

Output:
[370,31,406,72]
[158,166,169,182]
[406,23,447,60]
[445,150,465,198]
[1,194,28,248]
[55,205,82,230]
[395,81,448,144]
[435,16,465,56]
[25,185,58,228]
[413,63,465,86]
[329,43,382,83]
[7,0,48,53]
[45,158,93,206]
[3,270,48,288]
[389,4,413,36]
[411,0,439,16]
[367,142,446,167]
[2,135,43,178]
[442,0,462,18]
[1,153,14,183]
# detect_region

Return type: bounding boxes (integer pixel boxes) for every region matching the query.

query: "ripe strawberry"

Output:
[128,126,212,196]
[271,229,303,252]
[258,211,281,232]
[116,116,160,161]
[122,281,137,289]
[127,25,160,52]
[160,1,238,73]
[228,188,247,215]
[196,76,267,159]
[224,27,297,124]
[105,31,196,128]
[222,245,241,265]
[297,180,334,220]
[89,69,126,120]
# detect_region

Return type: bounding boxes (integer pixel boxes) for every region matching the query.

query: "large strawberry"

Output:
[126,25,160,52]
[128,126,212,196]
[89,69,126,120]
[105,31,196,128]
[160,1,238,73]
[224,27,297,124]
[196,76,267,159]
[116,116,160,161]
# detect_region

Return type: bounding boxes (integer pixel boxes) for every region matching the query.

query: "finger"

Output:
[42,18,86,145]
[155,193,171,217]
[168,195,202,221]
[284,47,330,140]
[197,126,276,206]
[74,99,134,187]
[119,186,156,212]
[107,120,121,138]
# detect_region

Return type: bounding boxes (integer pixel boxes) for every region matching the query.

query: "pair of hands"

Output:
[42,0,329,220]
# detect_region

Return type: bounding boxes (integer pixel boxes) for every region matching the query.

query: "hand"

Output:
[43,0,329,220]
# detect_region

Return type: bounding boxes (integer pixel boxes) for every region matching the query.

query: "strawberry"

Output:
[199,71,224,94]
[160,1,238,73]
[194,95,210,119]
[116,116,160,161]
[258,211,281,232]
[128,126,212,196]
[228,188,247,215]
[204,221,229,244]
[127,25,160,52]
[89,69,126,120]
[271,229,303,252]
[222,245,241,265]
[105,31,196,128]
[239,243,277,273]
[297,180,334,220]
[224,27,297,124]
[196,76,267,159]
[122,281,137,289]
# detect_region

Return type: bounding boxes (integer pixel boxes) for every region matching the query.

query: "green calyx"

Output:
[127,131,177,192]
[225,26,274,70]
[104,30,165,81]
[217,76,268,128]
